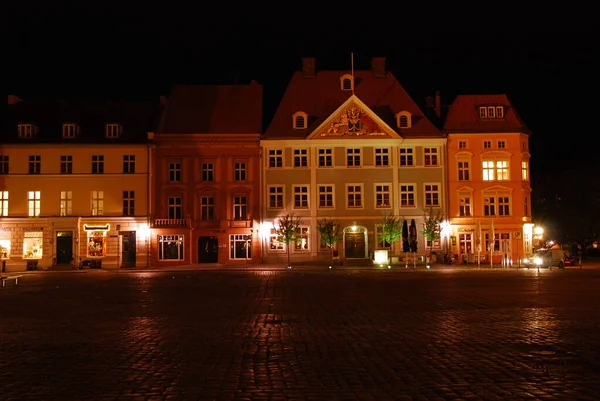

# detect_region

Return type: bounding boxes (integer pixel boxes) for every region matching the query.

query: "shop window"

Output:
[23,231,43,259]
[158,234,184,260]
[0,239,11,259]
[87,231,107,257]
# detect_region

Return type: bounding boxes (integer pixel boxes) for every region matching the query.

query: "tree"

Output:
[275,213,303,267]
[317,218,343,265]
[377,214,403,257]
[422,208,444,263]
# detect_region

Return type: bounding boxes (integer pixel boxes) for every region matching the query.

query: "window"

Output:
[375,148,389,167]
[92,191,104,216]
[486,232,499,252]
[233,196,247,220]
[479,107,487,118]
[92,155,104,174]
[521,161,529,181]
[396,111,412,129]
[28,191,41,217]
[295,227,309,250]
[400,184,415,207]
[459,196,472,217]
[123,190,135,216]
[269,228,284,251]
[424,148,438,166]
[293,112,308,129]
[201,162,214,182]
[230,234,252,259]
[105,124,120,138]
[60,156,73,174]
[399,115,409,128]
[234,161,246,181]
[424,184,440,207]
[0,156,9,174]
[168,196,183,219]
[341,75,353,91]
[483,159,509,181]
[62,123,77,138]
[18,124,35,138]
[268,149,283,168]
[123,155,135,174]
[346,148,361,167]
[458,141,467,149]
[169,162,181,182]
[293,149,308,167]
[458,160,470,181]
[60,191,72,216]
[347,184,362,208]
[524,196,529,217]
[200,196,214,220]
[375,184,391,208]
[318,185,334,208]
[487,106,495,118]
[399,148,414,166]
[484,195,510,217]
[28,155,41,174]
[268,186,284,209]
[496,106,504,118]
[158,235,184,260]
[483,141,492,149]
[293,186,309,209]
[497,141,506,149]
[318,148,332,167]
[0,191,8,216]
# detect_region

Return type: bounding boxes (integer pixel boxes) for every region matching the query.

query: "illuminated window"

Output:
[295,227,309,250]
[92,190,104,216]
[158,235,184,260]
[28,191,41,217]
[269,228,284,251]
[521,161,529,181]
[0,191,8,216]
[230,234,252,259]
[60,191,72,216]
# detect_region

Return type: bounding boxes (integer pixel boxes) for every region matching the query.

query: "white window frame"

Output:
[268,186,284,209]
[318,185,335,209]
[293,185,309,209]
[346,183,363,209]
[374,183,391,209]
[399,184,416,208]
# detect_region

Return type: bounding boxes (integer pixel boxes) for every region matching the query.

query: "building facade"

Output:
[444,94,532,265]
[151,83,263,267]
[2,96,160,271]
[260,57,447,265]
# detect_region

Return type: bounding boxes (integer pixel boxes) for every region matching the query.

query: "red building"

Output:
[150,83,263,267]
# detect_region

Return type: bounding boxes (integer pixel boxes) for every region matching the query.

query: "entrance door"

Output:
[198,236,218,263]
[121,231,136,267]
[459,233,473,263]
[344,232,366,259]
[56,231,73,264]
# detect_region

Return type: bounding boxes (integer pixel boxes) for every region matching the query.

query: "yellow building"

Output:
[2,96,161,271]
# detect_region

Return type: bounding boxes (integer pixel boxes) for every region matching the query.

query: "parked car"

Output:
[564,252,577,266]
[523,249,566,269]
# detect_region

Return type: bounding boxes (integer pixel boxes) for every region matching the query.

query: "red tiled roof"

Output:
[159,83,263,134]
[264,70,442,139]
[443,94,531,134]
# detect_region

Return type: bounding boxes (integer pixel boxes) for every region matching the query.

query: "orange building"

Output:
[151,83,263,267]
[444,95,533,265]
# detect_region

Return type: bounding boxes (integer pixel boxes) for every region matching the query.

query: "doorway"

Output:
[56,231,73,264]
[344,229,366,259]
[121,231,137,267]
[459,233,473,264]
[198,236,218,263]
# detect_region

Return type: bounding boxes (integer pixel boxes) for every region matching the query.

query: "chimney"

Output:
[371,57,386,78]
[8,95,23,105]
[435,90,441,118]
[302,57,316,78]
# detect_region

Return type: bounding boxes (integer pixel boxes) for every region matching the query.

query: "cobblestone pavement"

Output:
[1,267,599,400]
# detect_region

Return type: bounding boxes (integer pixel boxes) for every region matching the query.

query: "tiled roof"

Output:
[4,98,161,144]
[263,70,442,139]
[158,83,263,134]
[443,94,531,134]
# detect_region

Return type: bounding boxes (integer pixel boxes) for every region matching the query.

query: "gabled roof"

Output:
[4,97,161,144]
[158,83,263,134]
[263,69,442,139]
[443,94,531,134]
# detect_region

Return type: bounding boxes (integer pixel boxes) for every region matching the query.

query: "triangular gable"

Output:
[307,95,401,140]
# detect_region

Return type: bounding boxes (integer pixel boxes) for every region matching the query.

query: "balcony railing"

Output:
[153,218,189,227]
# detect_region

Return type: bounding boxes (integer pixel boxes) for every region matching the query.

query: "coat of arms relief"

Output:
[322,105,384,136]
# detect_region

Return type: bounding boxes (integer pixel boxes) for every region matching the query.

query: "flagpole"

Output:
[490,219,494,268]
[351,52,355,95]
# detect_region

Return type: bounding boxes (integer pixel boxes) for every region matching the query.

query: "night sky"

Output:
[7,7,596,177]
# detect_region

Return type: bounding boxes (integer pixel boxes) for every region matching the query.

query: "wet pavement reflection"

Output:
[1,268,599,400]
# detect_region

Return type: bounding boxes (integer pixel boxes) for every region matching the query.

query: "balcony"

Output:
[226,219,253,228]
[153,218,189,227]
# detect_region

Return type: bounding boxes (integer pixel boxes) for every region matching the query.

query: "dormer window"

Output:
[292,111,308,129]
[479,105,504,119]
[105,123,121,138]
[62,123,79,139]
[395,111,412,129]
[339,74,354,91]
[18,123,37,138]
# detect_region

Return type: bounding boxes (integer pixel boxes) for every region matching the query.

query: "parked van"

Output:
[524,249,566,269]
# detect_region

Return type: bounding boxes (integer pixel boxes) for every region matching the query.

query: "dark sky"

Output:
[7,6,596,176]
